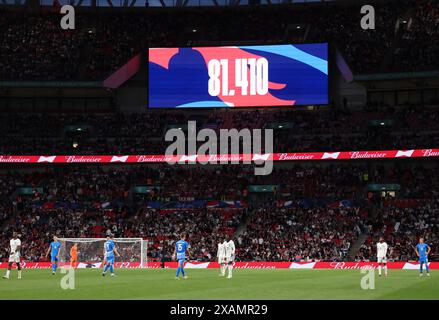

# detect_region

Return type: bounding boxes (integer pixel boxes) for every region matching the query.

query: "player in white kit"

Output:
[3,232,22,279]
[225,238,236,279]
[377,237,388,277]
[217,239,227,276]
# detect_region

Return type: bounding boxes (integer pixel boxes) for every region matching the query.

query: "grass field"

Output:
[0,268,438,300]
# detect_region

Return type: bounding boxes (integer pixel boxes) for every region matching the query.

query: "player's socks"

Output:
[3,270,10,279]
[181,268,186,278]
[378,265,382,276]
[176,266,181,278]
[110,265,114,274]
[227,265,233,278]
[425,264,430,274]
[103,264,109,274]
[18,270,22,279]
[384,266,388,276]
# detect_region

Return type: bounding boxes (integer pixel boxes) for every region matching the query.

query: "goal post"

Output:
[58,238,148,268]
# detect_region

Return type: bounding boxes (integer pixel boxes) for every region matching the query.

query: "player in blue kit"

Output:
[172,234,191,280]
[102,234,120,277]
[415,237,431,277]
[45,235,61,275]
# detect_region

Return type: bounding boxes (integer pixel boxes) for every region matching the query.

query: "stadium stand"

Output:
[0,163,437,262]
[0,107,438,154]
[1,0,439,80]
[0,0,438,268]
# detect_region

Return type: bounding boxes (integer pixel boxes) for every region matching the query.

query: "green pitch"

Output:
[0,269,437,300]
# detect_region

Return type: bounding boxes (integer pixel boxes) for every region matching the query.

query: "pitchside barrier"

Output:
[1,262,438,269]
[0,148,438,164]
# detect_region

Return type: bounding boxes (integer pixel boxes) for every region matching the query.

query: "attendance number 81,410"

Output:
[208,58,269,97]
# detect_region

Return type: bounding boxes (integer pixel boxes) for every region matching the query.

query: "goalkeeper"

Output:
[70,243,78,268]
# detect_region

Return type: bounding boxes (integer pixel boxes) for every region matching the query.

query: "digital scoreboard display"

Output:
[148,43,328,108]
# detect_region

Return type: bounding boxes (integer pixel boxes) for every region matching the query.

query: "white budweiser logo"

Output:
[322,152,340,160]
[234,262,276,269]
[136,155,171,162]
[252,154,271,161]
[349,151,387,159]
[422,149,439,157]
[0,156,31,163]
[277,153,315,161]
[329,262,375,270]
[207,155,244,162]
[395,150,414,157]
[179,155,198,162]
[110,155,129,163]
[65,156,103,163]
[37,156,56,163]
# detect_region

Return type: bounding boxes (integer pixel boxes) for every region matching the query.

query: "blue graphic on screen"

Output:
[148,43,328,108]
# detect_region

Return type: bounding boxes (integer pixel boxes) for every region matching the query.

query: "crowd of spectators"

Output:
[136,207,244,262]
[0,167,245,262]
[0,161,436,262]
[0,0,437,81]
[0,167,133,261]
[0,107,438,155]
[0,12,141,80]
[0,0,437,267]
[389,0,439,72]
[0,13,82,80]
[356,200,439,261]
[239,204,368,262]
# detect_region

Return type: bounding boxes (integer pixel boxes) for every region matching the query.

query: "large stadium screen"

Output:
[148,43,328,108]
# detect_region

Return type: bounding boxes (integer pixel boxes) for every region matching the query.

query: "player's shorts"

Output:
[377,256,387,263]
[8,252,20,263]
[226,254,235,264]
[51,255,59,262]
[106,255,115,265]
[177,254,186,265]
[419,257,428,264]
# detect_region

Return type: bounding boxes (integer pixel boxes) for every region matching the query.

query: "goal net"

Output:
[58,238,147,268]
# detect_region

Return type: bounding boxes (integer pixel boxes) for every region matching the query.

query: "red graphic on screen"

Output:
[149,48,179,69]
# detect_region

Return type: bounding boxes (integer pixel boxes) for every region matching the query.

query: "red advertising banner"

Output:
[0,149,438,164]
[1,261,438,269]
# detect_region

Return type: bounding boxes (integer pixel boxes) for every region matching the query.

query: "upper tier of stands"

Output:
[1,0,438,81]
